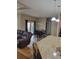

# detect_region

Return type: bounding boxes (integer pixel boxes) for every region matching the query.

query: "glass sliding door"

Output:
[27,21,34,34]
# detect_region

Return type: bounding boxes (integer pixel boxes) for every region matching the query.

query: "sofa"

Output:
[17,30,32,48]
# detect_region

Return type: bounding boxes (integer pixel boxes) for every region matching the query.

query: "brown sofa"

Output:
[17,30,32,48]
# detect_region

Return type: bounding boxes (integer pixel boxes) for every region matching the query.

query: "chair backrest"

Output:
[33,43,42,59]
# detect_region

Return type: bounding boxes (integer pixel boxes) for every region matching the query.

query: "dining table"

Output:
[37,35,61,59]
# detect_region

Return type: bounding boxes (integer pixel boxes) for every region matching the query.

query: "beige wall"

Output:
[51,21,57,36]
[17,14,38,30]
[17,14,21,30]
[19,15,25,30]
[46,19,57,36]
[17,14,47,31]
[36,18,46,31]
[17,14,57,36]
[17,14,25,30]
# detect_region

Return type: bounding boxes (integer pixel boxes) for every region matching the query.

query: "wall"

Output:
[46,18,57,36]
[17,14,25,30]
[17,13,21,30]
[17,13,47,31]
[36,18,46,31]
[46,18,51,34]
[51,21,57,36]
[19,15,25,30]
[17,14,57,36]
[17,14,37,30]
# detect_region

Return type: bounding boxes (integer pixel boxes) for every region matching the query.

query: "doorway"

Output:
[25,20,35,34]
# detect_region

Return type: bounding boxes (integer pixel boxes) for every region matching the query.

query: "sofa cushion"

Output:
[17,39,27,48]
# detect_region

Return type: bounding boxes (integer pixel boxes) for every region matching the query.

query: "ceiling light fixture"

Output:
[51,17,56,21]
[51,17,59,22]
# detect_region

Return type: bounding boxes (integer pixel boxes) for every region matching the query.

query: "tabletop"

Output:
[37,35,61,59]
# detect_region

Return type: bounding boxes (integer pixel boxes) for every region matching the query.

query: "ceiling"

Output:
[17,0,61,17]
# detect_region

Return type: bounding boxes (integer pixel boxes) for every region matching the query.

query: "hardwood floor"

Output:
[17,35,48,59]
[17,47,33,59]
[17,35,40,59]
